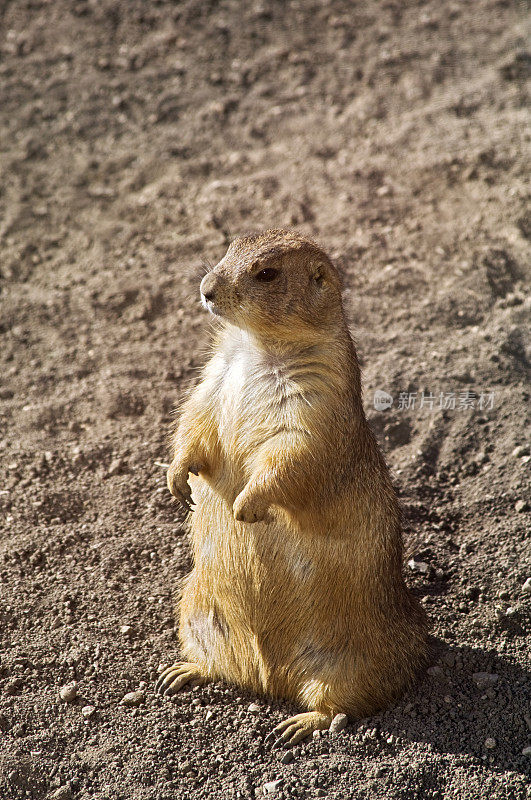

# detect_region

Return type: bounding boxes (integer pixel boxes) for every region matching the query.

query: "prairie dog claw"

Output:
[265,712,332,747]
[155,662,208,696]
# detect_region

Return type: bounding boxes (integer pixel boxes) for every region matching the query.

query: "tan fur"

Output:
[160,229,429,734]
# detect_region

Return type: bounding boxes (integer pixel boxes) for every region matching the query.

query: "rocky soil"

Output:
[0,1,529,798]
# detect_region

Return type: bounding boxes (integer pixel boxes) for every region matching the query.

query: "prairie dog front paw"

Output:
[167,458,202,512]
[233,490,269,523]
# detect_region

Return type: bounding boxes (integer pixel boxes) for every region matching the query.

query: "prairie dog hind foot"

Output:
[265,711,333,747]
[155,662,209,696]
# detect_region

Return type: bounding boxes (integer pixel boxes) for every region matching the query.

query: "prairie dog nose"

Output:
[200,272,218,301]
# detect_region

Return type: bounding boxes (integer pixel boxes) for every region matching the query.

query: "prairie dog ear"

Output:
[309,260,327,286]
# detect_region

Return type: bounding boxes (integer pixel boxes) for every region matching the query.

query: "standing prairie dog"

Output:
[156,229,429,745]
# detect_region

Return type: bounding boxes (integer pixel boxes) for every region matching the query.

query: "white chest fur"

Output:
[204,335,306,460]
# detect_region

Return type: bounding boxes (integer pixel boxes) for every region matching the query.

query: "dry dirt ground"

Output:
[0,1,530,799]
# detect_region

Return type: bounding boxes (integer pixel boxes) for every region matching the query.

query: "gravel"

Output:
[0,1,529,799]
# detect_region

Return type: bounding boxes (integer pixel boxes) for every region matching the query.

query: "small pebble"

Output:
[312,729,322,740]
[329,713,348,733]
[59,682,77,703]
[120,625,133,635]
[5,678,23,695]
[121,690,145,708]
[521,578,531,594]
[81,705,96,718]
[427,666,444,678]
[263,779,284,795]
[205,709,214,721]
[50,787,72,800]
[484,737,496,750]
[407,558,430,574]
[522,745,531,756]
[512,445,530,457]
[515,499,528,513]
[107,457,124,476]
[472,672,498,689]
[248,702,261,713]
[12,723,26,737]
[280,751,294,764]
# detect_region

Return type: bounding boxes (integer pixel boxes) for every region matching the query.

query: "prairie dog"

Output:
[156,229,429,745]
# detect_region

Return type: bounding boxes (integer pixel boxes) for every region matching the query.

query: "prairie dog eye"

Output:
[255,267,279,282]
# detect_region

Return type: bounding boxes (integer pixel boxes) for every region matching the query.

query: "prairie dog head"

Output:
[199,230,343,341]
